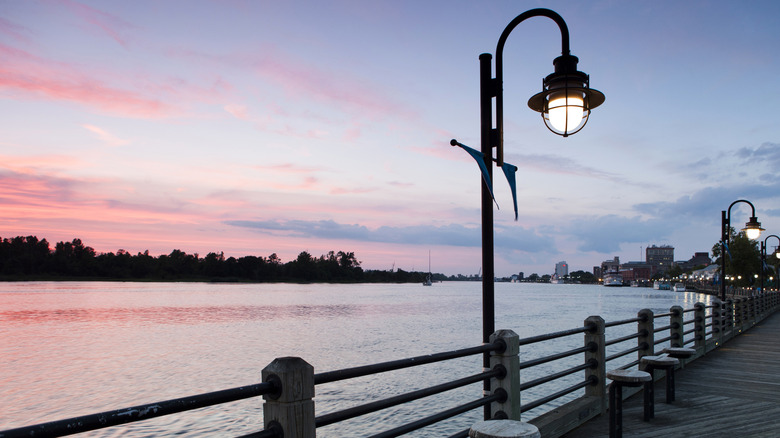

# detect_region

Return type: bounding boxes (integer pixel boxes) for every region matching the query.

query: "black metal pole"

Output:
[477,9,572,420]
[761,241,766,293]
[478,52,495,421]
[721,210,727,301]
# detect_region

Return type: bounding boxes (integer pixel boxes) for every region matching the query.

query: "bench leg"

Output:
[609,383,623,438]
[642,365,655,421]
[666,368,675,403]
[643,379,654,421]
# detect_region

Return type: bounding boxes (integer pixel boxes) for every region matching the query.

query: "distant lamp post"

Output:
[760,234,780,292]
[451,8,603,420]
[720,200,763,300]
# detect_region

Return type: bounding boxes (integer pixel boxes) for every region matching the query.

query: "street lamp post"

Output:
[453,8,604,419]
[720,200,764,300]
[760,234,780,292]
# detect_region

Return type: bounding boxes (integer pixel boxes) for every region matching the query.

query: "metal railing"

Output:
[2,291,778,438]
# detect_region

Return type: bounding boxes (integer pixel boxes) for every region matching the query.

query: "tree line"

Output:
[712,227,779,287]
[0,236,439,283]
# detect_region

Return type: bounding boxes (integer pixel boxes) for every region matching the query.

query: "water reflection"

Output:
[0,282,715,437]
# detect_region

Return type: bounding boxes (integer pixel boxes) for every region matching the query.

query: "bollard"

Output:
[262,357,315,438]
[469,420,540,438]
[489,330,521,420]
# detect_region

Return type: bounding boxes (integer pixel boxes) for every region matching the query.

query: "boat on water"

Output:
[603,272,623,287]
[423,251,433,286]
[673,282,686,292]
[653,281,671,290]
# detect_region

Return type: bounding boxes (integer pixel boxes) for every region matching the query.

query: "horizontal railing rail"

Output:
[0,382,278,438]
[3,290,778,438]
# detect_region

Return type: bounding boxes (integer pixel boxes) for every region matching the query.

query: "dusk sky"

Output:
[2,0,780,277]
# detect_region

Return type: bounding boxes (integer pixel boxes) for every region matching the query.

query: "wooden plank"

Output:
[561,311,780,437]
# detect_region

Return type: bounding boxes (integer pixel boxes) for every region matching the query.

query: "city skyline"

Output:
[2,1,780,276]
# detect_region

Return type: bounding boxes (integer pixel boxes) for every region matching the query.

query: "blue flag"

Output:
[452,142,496,205]
[451,140,520,219]
[501,162,519,221]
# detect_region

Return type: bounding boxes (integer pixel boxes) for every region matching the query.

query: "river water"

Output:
[0,281,712,437]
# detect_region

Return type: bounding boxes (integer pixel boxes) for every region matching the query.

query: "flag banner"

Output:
[501,162,519,221]
[453,142,496,205]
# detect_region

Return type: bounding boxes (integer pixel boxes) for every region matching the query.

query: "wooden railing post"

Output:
[737,298,747,333]
[735,298,745,332]
[489,330,521,420]
[723,299,734,340]
[637,309,654,359]
[694,302,706,353]
[751,294,758,324]
[584,316,605,414]
[262,357,315,438]
[711,299,723,347]
[670,306,684,348]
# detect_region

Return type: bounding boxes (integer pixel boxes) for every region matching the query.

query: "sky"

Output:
[2,0,780,277]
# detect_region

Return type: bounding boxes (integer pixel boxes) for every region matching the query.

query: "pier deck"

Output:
[561,311,780,437]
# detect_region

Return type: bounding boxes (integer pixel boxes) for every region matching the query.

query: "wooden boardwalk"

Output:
[561,310,780,438]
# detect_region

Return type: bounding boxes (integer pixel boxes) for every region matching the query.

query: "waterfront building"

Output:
[646,245,674,274]
[676,252,712,271]
[555,261,568,278]
[600,256,620,275]
[619,262,652,282]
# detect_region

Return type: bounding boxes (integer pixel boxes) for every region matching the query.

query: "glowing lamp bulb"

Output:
[547,93,584,133]
[742,216,763,240]
[745,226,762,240]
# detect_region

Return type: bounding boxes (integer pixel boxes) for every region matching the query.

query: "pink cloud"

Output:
[329,186,377,195]
[82,124,130,146]
[167,45,416,122]
[0,44,173,117]
[60,0,134,48]
[253,163,329,174]
[253,49,413,121]
[224,104,249,120]
[0,17,30,44]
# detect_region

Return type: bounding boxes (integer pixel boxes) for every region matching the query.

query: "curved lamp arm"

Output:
[725,199,763,241]
[494,9,570,165]
[763,234,780,259]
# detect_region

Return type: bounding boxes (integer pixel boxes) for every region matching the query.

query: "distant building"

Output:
[690,264,718,281]
[646,245,674,273]
[593,266,602,278]
[676,252,712,271]
[554,261,568,278]
[601,256,620,274]
[620,261,652,282]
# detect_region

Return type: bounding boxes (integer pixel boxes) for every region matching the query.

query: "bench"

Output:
[469,420,540,438]
[663,347,696,368]
[640,354,680,420]
[606,369,652,438]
